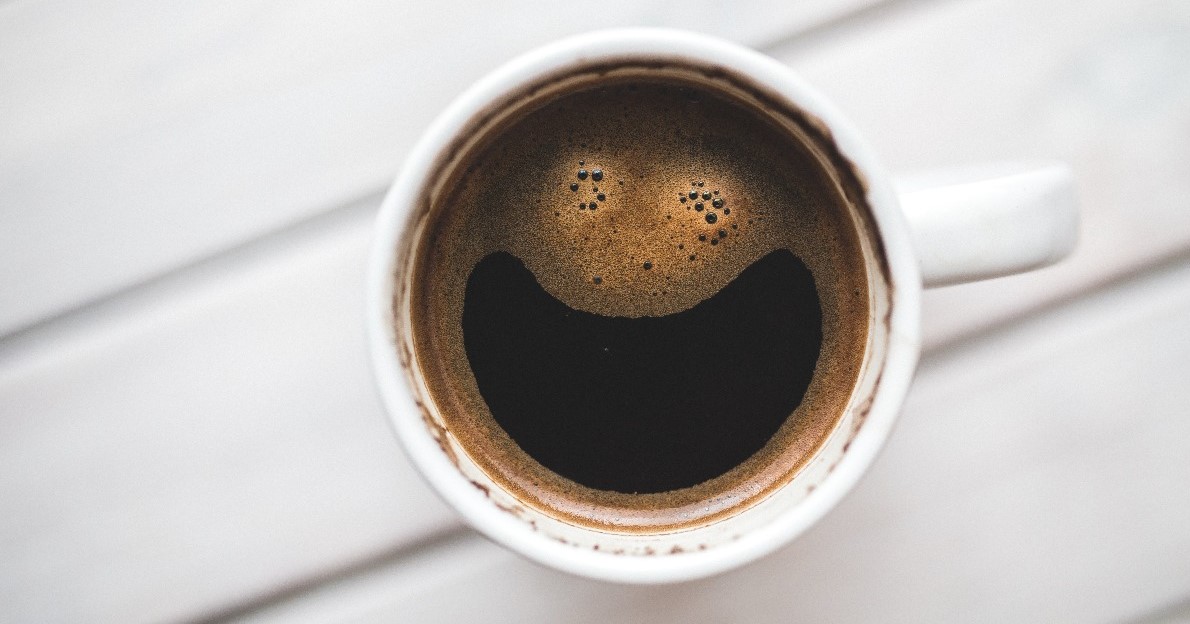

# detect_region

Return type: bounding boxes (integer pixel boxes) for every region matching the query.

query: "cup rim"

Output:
[367,27,923,583]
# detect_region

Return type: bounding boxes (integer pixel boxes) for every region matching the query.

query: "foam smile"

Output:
[462,249,822,493]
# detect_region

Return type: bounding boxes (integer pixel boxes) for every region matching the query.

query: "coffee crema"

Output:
[404,69,871,532]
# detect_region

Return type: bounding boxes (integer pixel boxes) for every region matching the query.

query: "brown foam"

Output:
[405,68,870,532]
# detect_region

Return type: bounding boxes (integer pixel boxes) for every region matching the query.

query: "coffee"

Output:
[463,248,821,494]
[404,69,870,532]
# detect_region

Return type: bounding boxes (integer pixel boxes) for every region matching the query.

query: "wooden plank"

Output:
[769,0,1190,348]
[0,200,458,624]
[3,0,1188,620]
[0,0,877,337]
[233,250,1190,624]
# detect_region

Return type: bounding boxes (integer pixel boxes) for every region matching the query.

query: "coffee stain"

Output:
[842,355,887,455]
[495,500,526,517]
[415,399,458,468]
[469,479,533,520]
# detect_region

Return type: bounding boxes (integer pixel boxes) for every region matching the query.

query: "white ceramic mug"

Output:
[367,28,1078,583]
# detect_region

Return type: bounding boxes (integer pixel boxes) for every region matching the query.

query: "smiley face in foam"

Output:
[408,76,871,531]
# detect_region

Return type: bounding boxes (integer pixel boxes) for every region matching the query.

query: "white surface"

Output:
[782,0,1190,347]
[0,0,878,337]
[0,202,456,623]
[240,252,1190,623]
[1,0,1188,621]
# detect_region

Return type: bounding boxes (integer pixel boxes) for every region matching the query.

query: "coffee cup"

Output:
[367,28,1077,583]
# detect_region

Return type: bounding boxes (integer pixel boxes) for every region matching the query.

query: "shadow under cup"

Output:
[387,59,895,555]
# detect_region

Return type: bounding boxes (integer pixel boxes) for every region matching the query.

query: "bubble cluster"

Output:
[560,162,746,290]
[677,181,733,248]
[568,163,606,211]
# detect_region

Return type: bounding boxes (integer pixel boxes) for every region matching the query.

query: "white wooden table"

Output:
[2,1,1189,622]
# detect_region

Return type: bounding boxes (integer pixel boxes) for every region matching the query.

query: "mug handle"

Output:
[894,161,1079,288]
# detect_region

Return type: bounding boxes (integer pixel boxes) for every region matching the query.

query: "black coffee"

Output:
[404,68,870,531]
[463,249,821,493]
